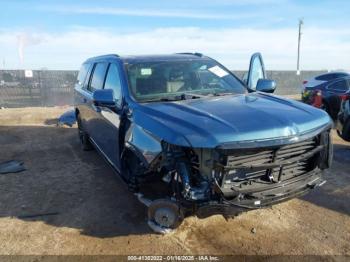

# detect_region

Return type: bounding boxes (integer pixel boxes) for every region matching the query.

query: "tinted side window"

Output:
[316,74,334,81]
[76,63,91,87]
[104,63,122,105]
[335,73,347,78]
[89,63,108,91]
[328,80,348,92]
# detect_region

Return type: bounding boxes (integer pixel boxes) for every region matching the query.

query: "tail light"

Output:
[340,94,350,101]
[303,80,308,85]
[312,90,323,108]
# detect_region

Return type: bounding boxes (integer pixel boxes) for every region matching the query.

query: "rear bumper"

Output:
[301,90,312,104]
[196,169,325,217]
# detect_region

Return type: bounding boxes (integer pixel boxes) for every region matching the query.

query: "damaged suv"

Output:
[74,53,333,232]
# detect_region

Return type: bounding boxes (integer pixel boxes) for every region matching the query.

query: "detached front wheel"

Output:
[148,199,184,233]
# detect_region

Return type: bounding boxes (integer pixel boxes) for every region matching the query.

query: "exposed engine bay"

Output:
[122,124,333,232]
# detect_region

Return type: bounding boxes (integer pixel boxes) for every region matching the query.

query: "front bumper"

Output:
[196,169,325,218]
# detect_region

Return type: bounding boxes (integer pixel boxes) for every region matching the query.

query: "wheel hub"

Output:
[154,207,176,228]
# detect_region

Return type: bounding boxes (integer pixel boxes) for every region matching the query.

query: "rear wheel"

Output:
[321,102,331,116]
[340,119,350,142]
[324,97,341,120]
[77,114,93,151]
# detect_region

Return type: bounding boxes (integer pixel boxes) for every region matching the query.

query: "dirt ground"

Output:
[0,106,349,255]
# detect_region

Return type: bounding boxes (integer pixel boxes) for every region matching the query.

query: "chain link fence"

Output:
[232,70,327,95]
[0,70,77,108]
[0,70,327,108]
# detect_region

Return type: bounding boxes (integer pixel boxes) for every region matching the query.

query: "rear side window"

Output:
[328,80,348,92]
[104,63,122,105]
[76,63,91,87]
[316,74,335,81]
[89,63,108,91]
[316,73,348,81]
[335,73,347,78]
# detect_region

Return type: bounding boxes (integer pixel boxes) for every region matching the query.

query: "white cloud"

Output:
[191,0,288,6]
[0,27,349,70]
[41,6,257,20]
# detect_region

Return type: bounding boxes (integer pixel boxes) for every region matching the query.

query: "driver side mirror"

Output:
[92,89,116,107]
[256,79,276,93]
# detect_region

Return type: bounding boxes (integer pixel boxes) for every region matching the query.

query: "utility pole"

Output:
[296,18,304,75]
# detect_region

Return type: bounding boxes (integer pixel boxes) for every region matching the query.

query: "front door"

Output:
[87,62,123,170]
[97,63,123,170]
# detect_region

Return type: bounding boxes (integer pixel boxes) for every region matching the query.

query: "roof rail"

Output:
[87,54,120,61]
[97,54,120,58]
[176,52,203,57]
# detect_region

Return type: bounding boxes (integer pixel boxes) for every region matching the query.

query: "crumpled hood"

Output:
[132,93,332,148]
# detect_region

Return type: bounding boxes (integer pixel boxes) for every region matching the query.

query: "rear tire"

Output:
[324,97,341,120]
[322,102,331,116]
[77,114,93,151]
[340,119,350,142]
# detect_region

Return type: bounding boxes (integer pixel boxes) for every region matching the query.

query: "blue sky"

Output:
[0,0,349,70]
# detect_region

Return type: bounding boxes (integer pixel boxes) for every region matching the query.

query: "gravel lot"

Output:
[0,106,349,255]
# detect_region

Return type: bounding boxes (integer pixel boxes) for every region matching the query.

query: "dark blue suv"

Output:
[336,93,350,141]
[302,76,350,120]
[75,53,333,232]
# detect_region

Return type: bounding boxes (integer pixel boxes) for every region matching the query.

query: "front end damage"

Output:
[123,124,333,233]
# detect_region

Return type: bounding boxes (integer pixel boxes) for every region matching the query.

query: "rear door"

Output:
[245,53,267,91]
[326,79,349,95]
[74,63,93,130]
[325,79,349,118]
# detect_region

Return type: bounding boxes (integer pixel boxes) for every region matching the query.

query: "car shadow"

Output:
[43,118,58,126]
[0,125,152,238]
[0,125,349,240]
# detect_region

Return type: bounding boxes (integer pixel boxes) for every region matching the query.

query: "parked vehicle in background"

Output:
[74,52,333,232]
[302,71,350,90]
[302,75,350,120]
[336,92,350,141]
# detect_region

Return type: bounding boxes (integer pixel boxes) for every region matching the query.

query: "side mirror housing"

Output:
[92,89,115,107]
[256,79,276,93]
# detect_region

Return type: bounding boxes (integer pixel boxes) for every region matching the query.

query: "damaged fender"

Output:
[124,123,163,167]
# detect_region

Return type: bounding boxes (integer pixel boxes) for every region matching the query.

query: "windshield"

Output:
[125,59,246,102]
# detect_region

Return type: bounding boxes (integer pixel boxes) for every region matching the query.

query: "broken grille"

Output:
[224,137,319,182]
